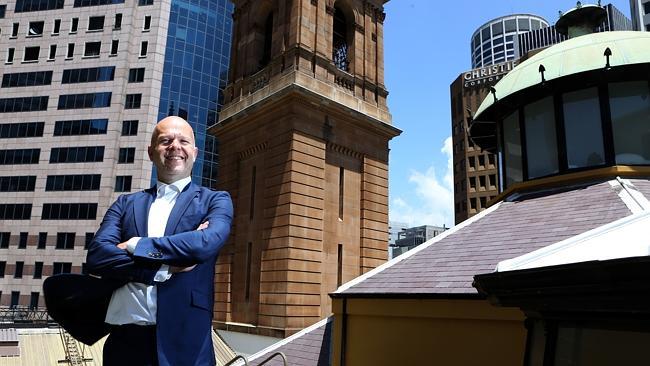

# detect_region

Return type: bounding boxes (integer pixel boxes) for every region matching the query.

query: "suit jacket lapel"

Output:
[165,183,200,236]
[134,186,156,237]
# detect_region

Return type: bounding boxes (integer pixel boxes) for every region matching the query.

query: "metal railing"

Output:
[0,306,52,325]
[223,352,287,366]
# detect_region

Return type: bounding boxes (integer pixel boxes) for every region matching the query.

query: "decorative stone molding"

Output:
[325,5,335,15]
[239,141,269,160]
[377,11,386,23]
[327,142,363,160]
[311,0,317,5]
[355,22,365,34]
[371,32,377,42]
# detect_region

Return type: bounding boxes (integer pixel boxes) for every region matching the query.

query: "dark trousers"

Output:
[104,324,158,366]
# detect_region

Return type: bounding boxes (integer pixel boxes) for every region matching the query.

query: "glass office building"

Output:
[470,14,549,68]
[157,0,233,188]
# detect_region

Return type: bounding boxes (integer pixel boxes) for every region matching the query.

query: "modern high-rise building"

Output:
[630,0,650,30]
[470,14,549,68]
[0,0,232,308]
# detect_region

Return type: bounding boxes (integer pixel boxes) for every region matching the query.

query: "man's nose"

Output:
[168,139,181,149]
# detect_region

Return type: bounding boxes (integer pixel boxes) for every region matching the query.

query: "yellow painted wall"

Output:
[331,298,526,366]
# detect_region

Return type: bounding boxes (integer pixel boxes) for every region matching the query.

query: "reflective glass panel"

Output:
[503,111,522,187]
[610,81,650,165]
[563,88,605,168]
[525,97,558,178]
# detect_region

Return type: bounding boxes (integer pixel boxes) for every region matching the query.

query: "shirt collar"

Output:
[156,176,192,195]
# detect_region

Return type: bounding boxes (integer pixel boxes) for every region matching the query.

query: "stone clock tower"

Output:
[209,0,399,338]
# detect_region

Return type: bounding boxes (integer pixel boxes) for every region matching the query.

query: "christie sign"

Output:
[463,60,518,88]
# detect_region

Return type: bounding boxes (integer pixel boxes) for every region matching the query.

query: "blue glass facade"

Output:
[157,0,232,188]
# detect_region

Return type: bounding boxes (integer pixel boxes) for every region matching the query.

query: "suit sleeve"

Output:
[132,191,233,266]
[85,194,159,285]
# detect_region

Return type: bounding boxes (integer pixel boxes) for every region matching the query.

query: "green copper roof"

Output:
[474,31,650,121]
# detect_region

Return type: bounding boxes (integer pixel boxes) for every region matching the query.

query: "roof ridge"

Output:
[609,177,650,214]
[333,201,503,294]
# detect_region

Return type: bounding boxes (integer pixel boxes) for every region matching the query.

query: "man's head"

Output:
[148,116,198,184]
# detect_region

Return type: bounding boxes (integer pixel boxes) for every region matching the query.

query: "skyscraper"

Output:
[0,0,232,307]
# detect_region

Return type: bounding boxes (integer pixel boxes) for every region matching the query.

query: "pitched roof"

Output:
[336,179,638,296]
[244,317,332,366]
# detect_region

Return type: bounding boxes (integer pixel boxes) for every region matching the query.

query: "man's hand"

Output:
[117,242,128,250]
[169,221,209,273]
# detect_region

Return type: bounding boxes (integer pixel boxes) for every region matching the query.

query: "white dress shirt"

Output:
[105,176,192,325]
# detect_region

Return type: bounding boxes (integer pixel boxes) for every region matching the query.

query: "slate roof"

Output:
[246,318,332,366]
[336,179,638,296]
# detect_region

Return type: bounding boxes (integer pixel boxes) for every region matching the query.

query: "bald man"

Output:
[86,117,233,366]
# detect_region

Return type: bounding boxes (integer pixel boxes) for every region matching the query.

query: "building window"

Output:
[139,41,148,57]
[88,16,104,31]
[110,40,118,55]
[53,19,61,34]
[62,66,115,83]
[54,119,108,136]
[525,96,558,179]
[10,291,19,308]
[143,15,151,31]
[115,175,132,192]
[260,13,273,68]
[479,175,486,189]
[0,96,49,113]
[0,204,32,219]
[118,147,135,163]
[42,203,98,220]
[52,262,72,275]
[23,46,40,62]
[332,6,349,71]
[30,292,39,309]
[33,262,43,278]
[121,120,138,136]
[114,13,122,29]
[28,21,44,36]
[0,176,37,192]
[70,18,79,33]
[0,233,9,248]
[74,0,124,6]
[138,0,153,5]
[563,87,605,169]
[66,43,75,58]
[0,149,40,164]
[644,2,650,14]
[7,48,15,63]
[0,5,5,18]
[18,232,27,248]
[2,71,53,88]
[49,146,105,163]
[478,155,485,168]
[14,261,24,278]
[0,261,5,277]
[48,44,56,60]
[56,232,75,249]
[57,92,112,109]
[502,111,523,187]
[46,174,101,191]
[128,68,145,83]
[83,41,101,57]
[469,177,476,190]
[84,233,93,249]
[0,122,44,138]
[15,0,64,12]
[38,232,46,249]
[124,94,142,109]
[11,23,19,37]
[610,81,650,165]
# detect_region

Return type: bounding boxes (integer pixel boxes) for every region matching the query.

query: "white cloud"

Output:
[390,136,454,228]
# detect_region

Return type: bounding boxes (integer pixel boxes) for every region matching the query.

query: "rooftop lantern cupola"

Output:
[469,2,650,199]
[555,1,607,38]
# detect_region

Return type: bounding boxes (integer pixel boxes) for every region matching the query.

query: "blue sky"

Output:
[383,0,632,228]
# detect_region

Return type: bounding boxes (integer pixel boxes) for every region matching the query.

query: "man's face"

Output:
[148,117,198,184]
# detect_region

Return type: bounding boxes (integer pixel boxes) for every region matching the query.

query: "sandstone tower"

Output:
[209,0,399,337]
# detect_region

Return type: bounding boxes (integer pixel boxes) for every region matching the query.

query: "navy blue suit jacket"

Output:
[86,182,233,366]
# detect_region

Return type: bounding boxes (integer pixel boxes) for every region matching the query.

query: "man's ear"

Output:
[147,146,153,161]
[193,147,198,159]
